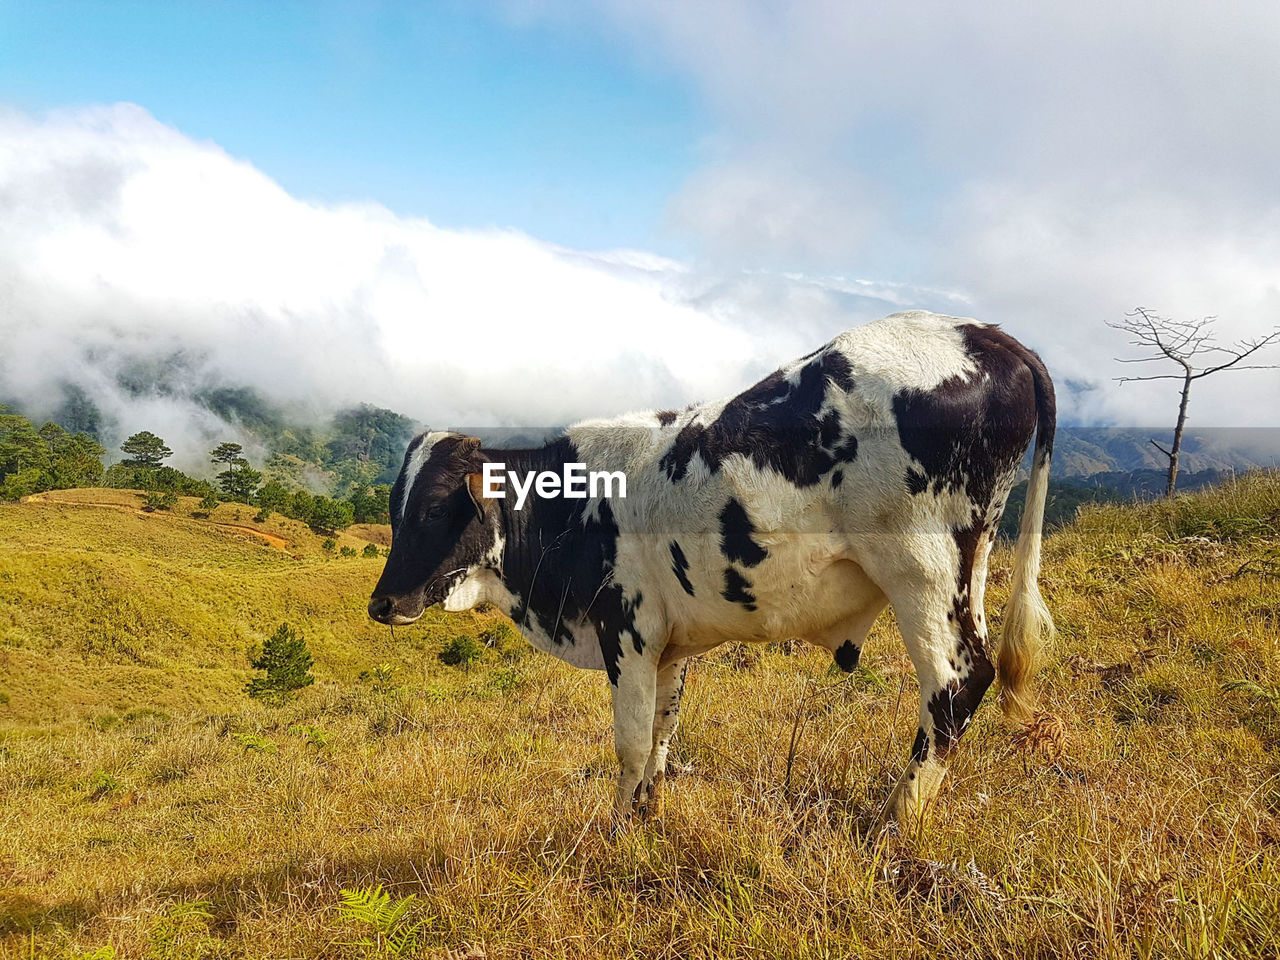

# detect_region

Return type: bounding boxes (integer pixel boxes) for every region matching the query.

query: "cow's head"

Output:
[368,432,499,625]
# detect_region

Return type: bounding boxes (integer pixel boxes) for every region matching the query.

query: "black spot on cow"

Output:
[658,349,859,487]
[428,439,623,674]
[669,540,695,597]
[656,409,678,426]
[893,324,1053,508]
[830,469,843,488]
[819,410,842,447]
[721,567,757,611]
[591,584,646,685]
[924,517,997,755]
[910,727,929,764]
[834,639,861,672]
[718,498,767,568]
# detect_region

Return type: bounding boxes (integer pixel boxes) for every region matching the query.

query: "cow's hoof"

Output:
[637,792,664,823]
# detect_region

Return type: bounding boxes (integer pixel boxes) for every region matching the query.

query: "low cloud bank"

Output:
[0,104,946,468]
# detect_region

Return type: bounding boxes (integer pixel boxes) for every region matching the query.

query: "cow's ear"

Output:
[465,471,487,522]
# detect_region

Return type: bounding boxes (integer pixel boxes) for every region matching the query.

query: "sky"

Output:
[1,1,1278,465]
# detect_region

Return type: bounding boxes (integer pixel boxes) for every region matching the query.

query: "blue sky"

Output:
[2,1,1278,435]
[0,1,702,252]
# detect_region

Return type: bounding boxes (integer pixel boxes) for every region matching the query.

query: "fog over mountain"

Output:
[1,102,1277,473]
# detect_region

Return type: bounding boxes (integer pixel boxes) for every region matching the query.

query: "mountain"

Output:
[1052,428,1280,476]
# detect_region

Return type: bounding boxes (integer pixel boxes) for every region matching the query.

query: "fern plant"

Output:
[148,900,228,960]
[229,731,276,753]
[1222,679,1280,704]
[337,885,426,958]
[287,723,330,749]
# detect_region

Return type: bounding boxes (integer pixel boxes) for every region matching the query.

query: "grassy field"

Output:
[2,478,1279,959]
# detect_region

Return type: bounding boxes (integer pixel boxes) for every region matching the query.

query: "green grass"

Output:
[2,475,1280,958]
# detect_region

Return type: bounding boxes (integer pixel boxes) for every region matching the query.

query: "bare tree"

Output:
[1108,307,1280,496]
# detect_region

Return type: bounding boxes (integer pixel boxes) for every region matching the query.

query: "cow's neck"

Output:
[487,436,586,618]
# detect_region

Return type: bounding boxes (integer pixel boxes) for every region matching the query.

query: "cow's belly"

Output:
[660,538,884,661]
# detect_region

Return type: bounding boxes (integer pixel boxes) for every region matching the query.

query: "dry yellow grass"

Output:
[2,476,1279,958]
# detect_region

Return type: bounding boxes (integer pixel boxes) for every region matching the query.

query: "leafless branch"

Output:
[1149,439,1172,459]
[1110,308,1279,379]
[1195,328,1280,378]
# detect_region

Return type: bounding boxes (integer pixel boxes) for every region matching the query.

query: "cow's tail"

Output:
[997,347,1056,722]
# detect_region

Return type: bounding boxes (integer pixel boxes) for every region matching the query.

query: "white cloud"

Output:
[560,0,1280,428]
[0,103,934,468]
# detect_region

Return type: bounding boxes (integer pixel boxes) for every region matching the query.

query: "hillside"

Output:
[0,489,408,721]
[2,476,1280,958]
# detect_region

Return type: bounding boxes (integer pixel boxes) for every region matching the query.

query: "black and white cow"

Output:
[369,311,1055,826]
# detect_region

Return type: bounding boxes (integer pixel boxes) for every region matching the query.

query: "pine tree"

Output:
[120,430,173,468]
[210,442,244,485]
[219,458,262,502]
[245,623,315,705]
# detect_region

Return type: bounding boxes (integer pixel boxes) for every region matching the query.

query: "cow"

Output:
[368,311,1055,828]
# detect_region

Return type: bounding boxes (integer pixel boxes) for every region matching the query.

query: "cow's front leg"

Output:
[609,655,658,830]
[638,658,688,820]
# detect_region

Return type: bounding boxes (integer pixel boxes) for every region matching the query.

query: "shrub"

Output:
[309,495,355,535]
[322,538,337,553]
[198,492,220,511]
[362,543,380,558]
[439,634,486,669]
[245,623,315,705]
[254,508,272,523]
[339,545,357,557]
[257,478,291,512]
[142,490,179,511]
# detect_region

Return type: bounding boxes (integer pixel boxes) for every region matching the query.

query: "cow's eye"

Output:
[425,504,448,522]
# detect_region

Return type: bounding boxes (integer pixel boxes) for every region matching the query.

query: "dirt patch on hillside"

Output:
[348,523,392,546]
[207,522,291,549]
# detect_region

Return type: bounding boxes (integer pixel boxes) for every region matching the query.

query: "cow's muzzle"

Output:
[367,595,424,626]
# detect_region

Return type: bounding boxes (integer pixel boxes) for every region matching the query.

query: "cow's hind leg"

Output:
[875,535,996,826]
[637,658,688,820]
